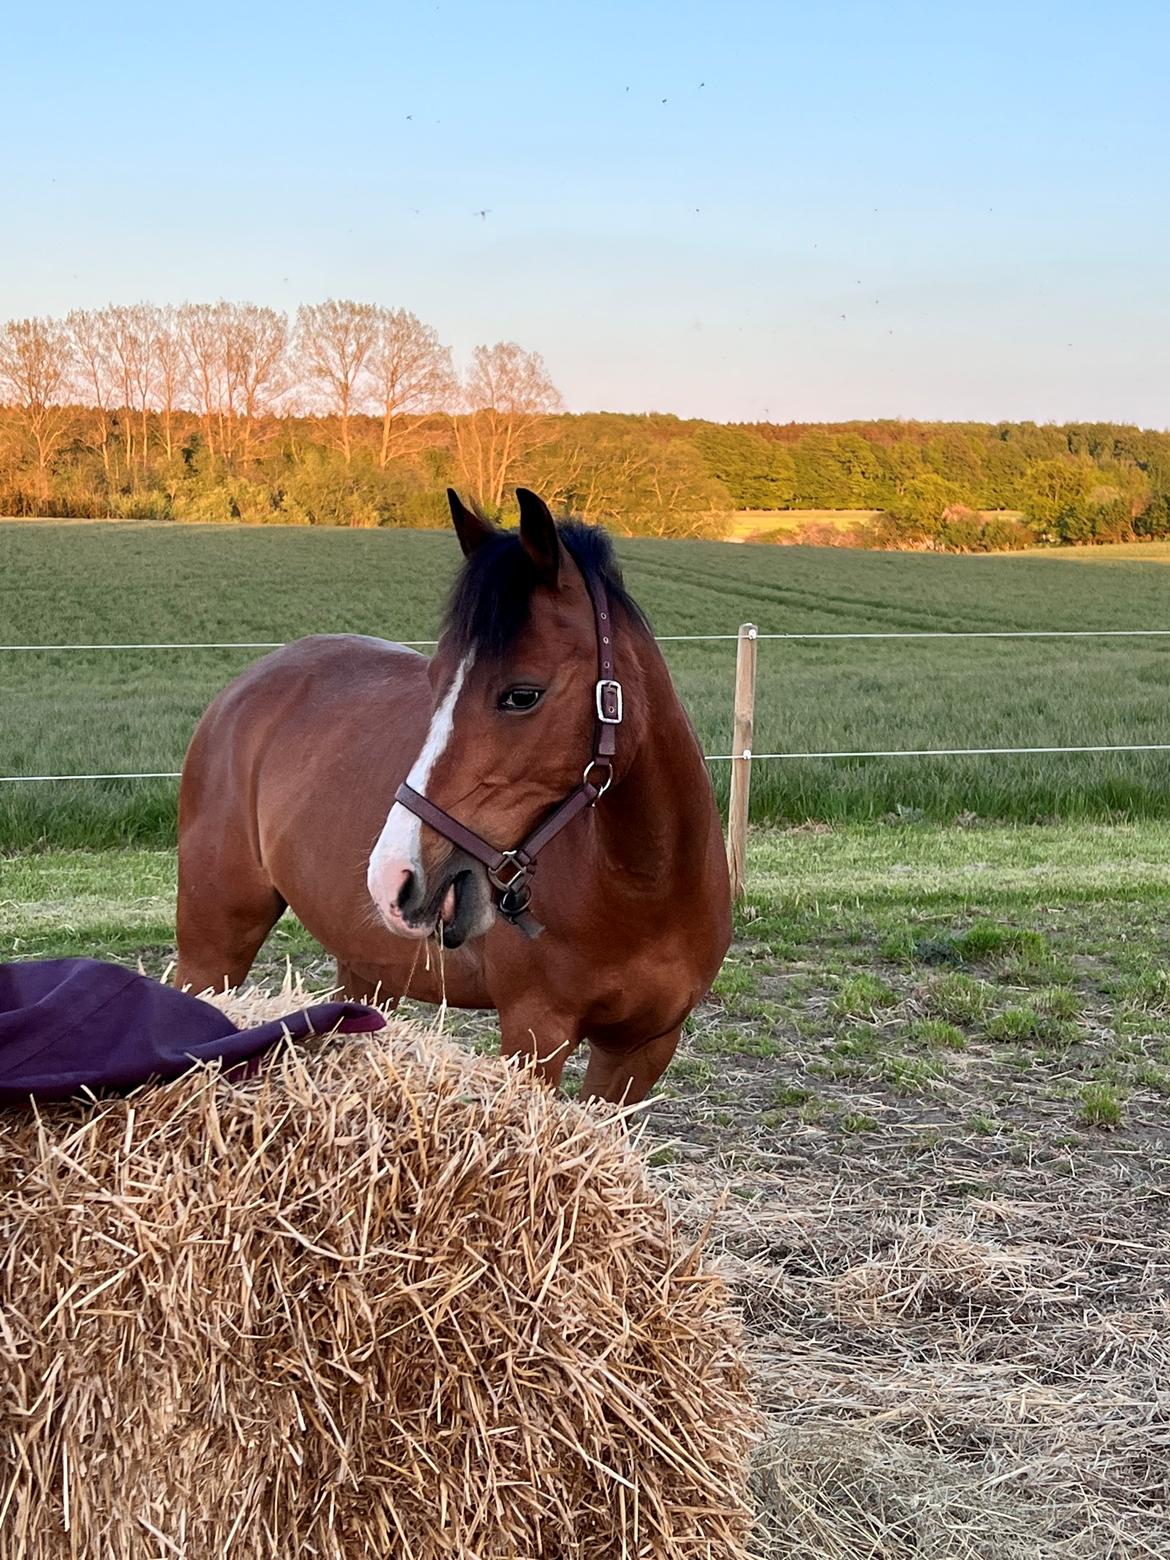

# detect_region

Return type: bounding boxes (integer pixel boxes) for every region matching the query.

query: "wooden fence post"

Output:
[726,622,758,901]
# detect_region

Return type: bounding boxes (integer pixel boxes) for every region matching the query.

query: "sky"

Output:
[2,0,1168,426]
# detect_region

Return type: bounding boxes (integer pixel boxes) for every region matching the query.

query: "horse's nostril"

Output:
[395,869,415,911]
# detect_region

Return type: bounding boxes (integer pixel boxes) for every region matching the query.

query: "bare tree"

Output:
[0,317,73,496]
[224,304,288,463]
[178,302,287,465]
[368,308,455,468]
[453,341,562,510]
[179,302,226,460]
[295,300,379,463]
[151,305,187,461]
[104,304,157,477]
[67,308,117,482]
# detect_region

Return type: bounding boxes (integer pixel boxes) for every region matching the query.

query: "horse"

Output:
[174,487,731,1103]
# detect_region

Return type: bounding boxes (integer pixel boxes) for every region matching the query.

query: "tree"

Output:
[223,304,287,463]
[791,431,883,507]
[151,305,187,462]
[294,300,380,464]
[180,302,227,460]
[876,473,968,545]
[0,317,73,496]
[1134,493,1170,539]
[453,341,562,511]
[67,308,117,482]
[1022,458,1099,532]
[103,304,157,477]
[180,302,287,466]
[629,438,731,536]
[693,426,795,508]
[530,416,729,535]
[368,308,455,469]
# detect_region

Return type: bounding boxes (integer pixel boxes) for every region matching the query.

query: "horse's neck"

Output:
[592,640,719,893]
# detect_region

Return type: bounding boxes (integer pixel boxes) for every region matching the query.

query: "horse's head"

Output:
[367,487,643,947]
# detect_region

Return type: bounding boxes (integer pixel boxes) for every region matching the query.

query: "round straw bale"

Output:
[0,999,756,1559]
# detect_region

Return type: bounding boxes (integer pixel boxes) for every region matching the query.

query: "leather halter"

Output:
[394,572,623,940]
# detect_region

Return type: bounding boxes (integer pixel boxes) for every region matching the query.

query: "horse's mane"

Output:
[443,519,651,661]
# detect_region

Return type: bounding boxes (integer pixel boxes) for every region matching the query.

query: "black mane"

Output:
[443,519,650,660]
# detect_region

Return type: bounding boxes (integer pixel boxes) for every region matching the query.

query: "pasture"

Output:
[7,823,1170,1553]
[5,520,1170,848]
[4,521,1169,1551]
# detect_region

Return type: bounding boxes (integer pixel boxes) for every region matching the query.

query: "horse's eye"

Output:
[498,686,544,713]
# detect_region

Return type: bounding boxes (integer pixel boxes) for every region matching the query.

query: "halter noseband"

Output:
[394,573,623,940]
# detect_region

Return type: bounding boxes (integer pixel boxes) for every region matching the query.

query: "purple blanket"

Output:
[0,959,385,1105]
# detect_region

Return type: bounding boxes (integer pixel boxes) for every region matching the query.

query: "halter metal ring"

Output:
[583,760,613,798]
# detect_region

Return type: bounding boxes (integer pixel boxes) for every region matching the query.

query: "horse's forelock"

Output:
[442,519,647,661]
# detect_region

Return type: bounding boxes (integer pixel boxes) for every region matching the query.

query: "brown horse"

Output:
[175,488,731,1103]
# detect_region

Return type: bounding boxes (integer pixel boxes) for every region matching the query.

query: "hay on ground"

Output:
[0,990,756,1560]
[661,1160,1170,1559]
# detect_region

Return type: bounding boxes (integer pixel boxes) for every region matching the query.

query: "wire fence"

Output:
[3,627,1170,784]
[6,628,1170,652]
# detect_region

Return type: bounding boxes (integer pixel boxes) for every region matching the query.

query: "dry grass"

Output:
[723,510,880,542]
[0,988,755,1560]
[660,1159,1170,1558]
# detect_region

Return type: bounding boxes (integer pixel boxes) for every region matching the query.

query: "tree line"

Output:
[2,300,1169,547]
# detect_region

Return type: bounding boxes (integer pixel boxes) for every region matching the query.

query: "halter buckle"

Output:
[595,679,623,724]
[488,851,529,894]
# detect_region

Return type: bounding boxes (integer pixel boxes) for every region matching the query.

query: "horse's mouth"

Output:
[432,876,460,938]
[382,861,493,949]
[415,868,475,948]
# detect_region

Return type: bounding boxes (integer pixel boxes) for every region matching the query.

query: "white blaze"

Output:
[367,653,474,908]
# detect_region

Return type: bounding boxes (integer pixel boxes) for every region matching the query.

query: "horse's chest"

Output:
[556,937,704,1041]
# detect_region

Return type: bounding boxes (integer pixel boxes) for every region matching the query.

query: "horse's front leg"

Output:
[580,1024,683,1107]
[497,1002,581,1091]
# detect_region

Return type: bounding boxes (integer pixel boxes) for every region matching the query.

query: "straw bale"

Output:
[0,994,755,1559]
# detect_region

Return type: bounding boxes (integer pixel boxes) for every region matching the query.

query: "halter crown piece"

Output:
[394,574,622,939]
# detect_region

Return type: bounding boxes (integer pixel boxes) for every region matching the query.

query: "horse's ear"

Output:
[516,488,560,587]
[447,488,496,557]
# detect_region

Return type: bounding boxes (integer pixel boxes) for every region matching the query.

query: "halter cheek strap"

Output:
[394,574,622,940]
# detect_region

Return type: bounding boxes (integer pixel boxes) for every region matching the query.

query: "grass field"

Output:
[5,520,1170,848]
[724,509,879,541]
[8,820,1169,1554]
[1033,539,1170,564]
[724,508,1029,543]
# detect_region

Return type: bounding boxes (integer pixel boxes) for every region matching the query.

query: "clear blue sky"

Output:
[2,1,1167,425]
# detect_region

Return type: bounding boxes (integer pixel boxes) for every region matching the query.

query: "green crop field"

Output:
[4,520,1170,848]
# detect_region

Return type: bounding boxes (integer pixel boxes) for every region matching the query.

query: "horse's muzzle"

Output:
[370,853,493,948]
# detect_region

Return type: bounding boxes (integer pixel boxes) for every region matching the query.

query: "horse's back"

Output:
[186,632,427,750]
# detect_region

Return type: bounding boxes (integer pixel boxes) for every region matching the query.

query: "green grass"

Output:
[7,521,1170,846]
[831,973,898,1018]
[6,818,1170,1159]
[906,1019,967,1050]
[1077,1081,1125,1128]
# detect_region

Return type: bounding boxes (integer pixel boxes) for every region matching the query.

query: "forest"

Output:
[3,301,1169,548]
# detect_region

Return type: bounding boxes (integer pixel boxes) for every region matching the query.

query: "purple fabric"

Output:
[0,959,386,1105]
